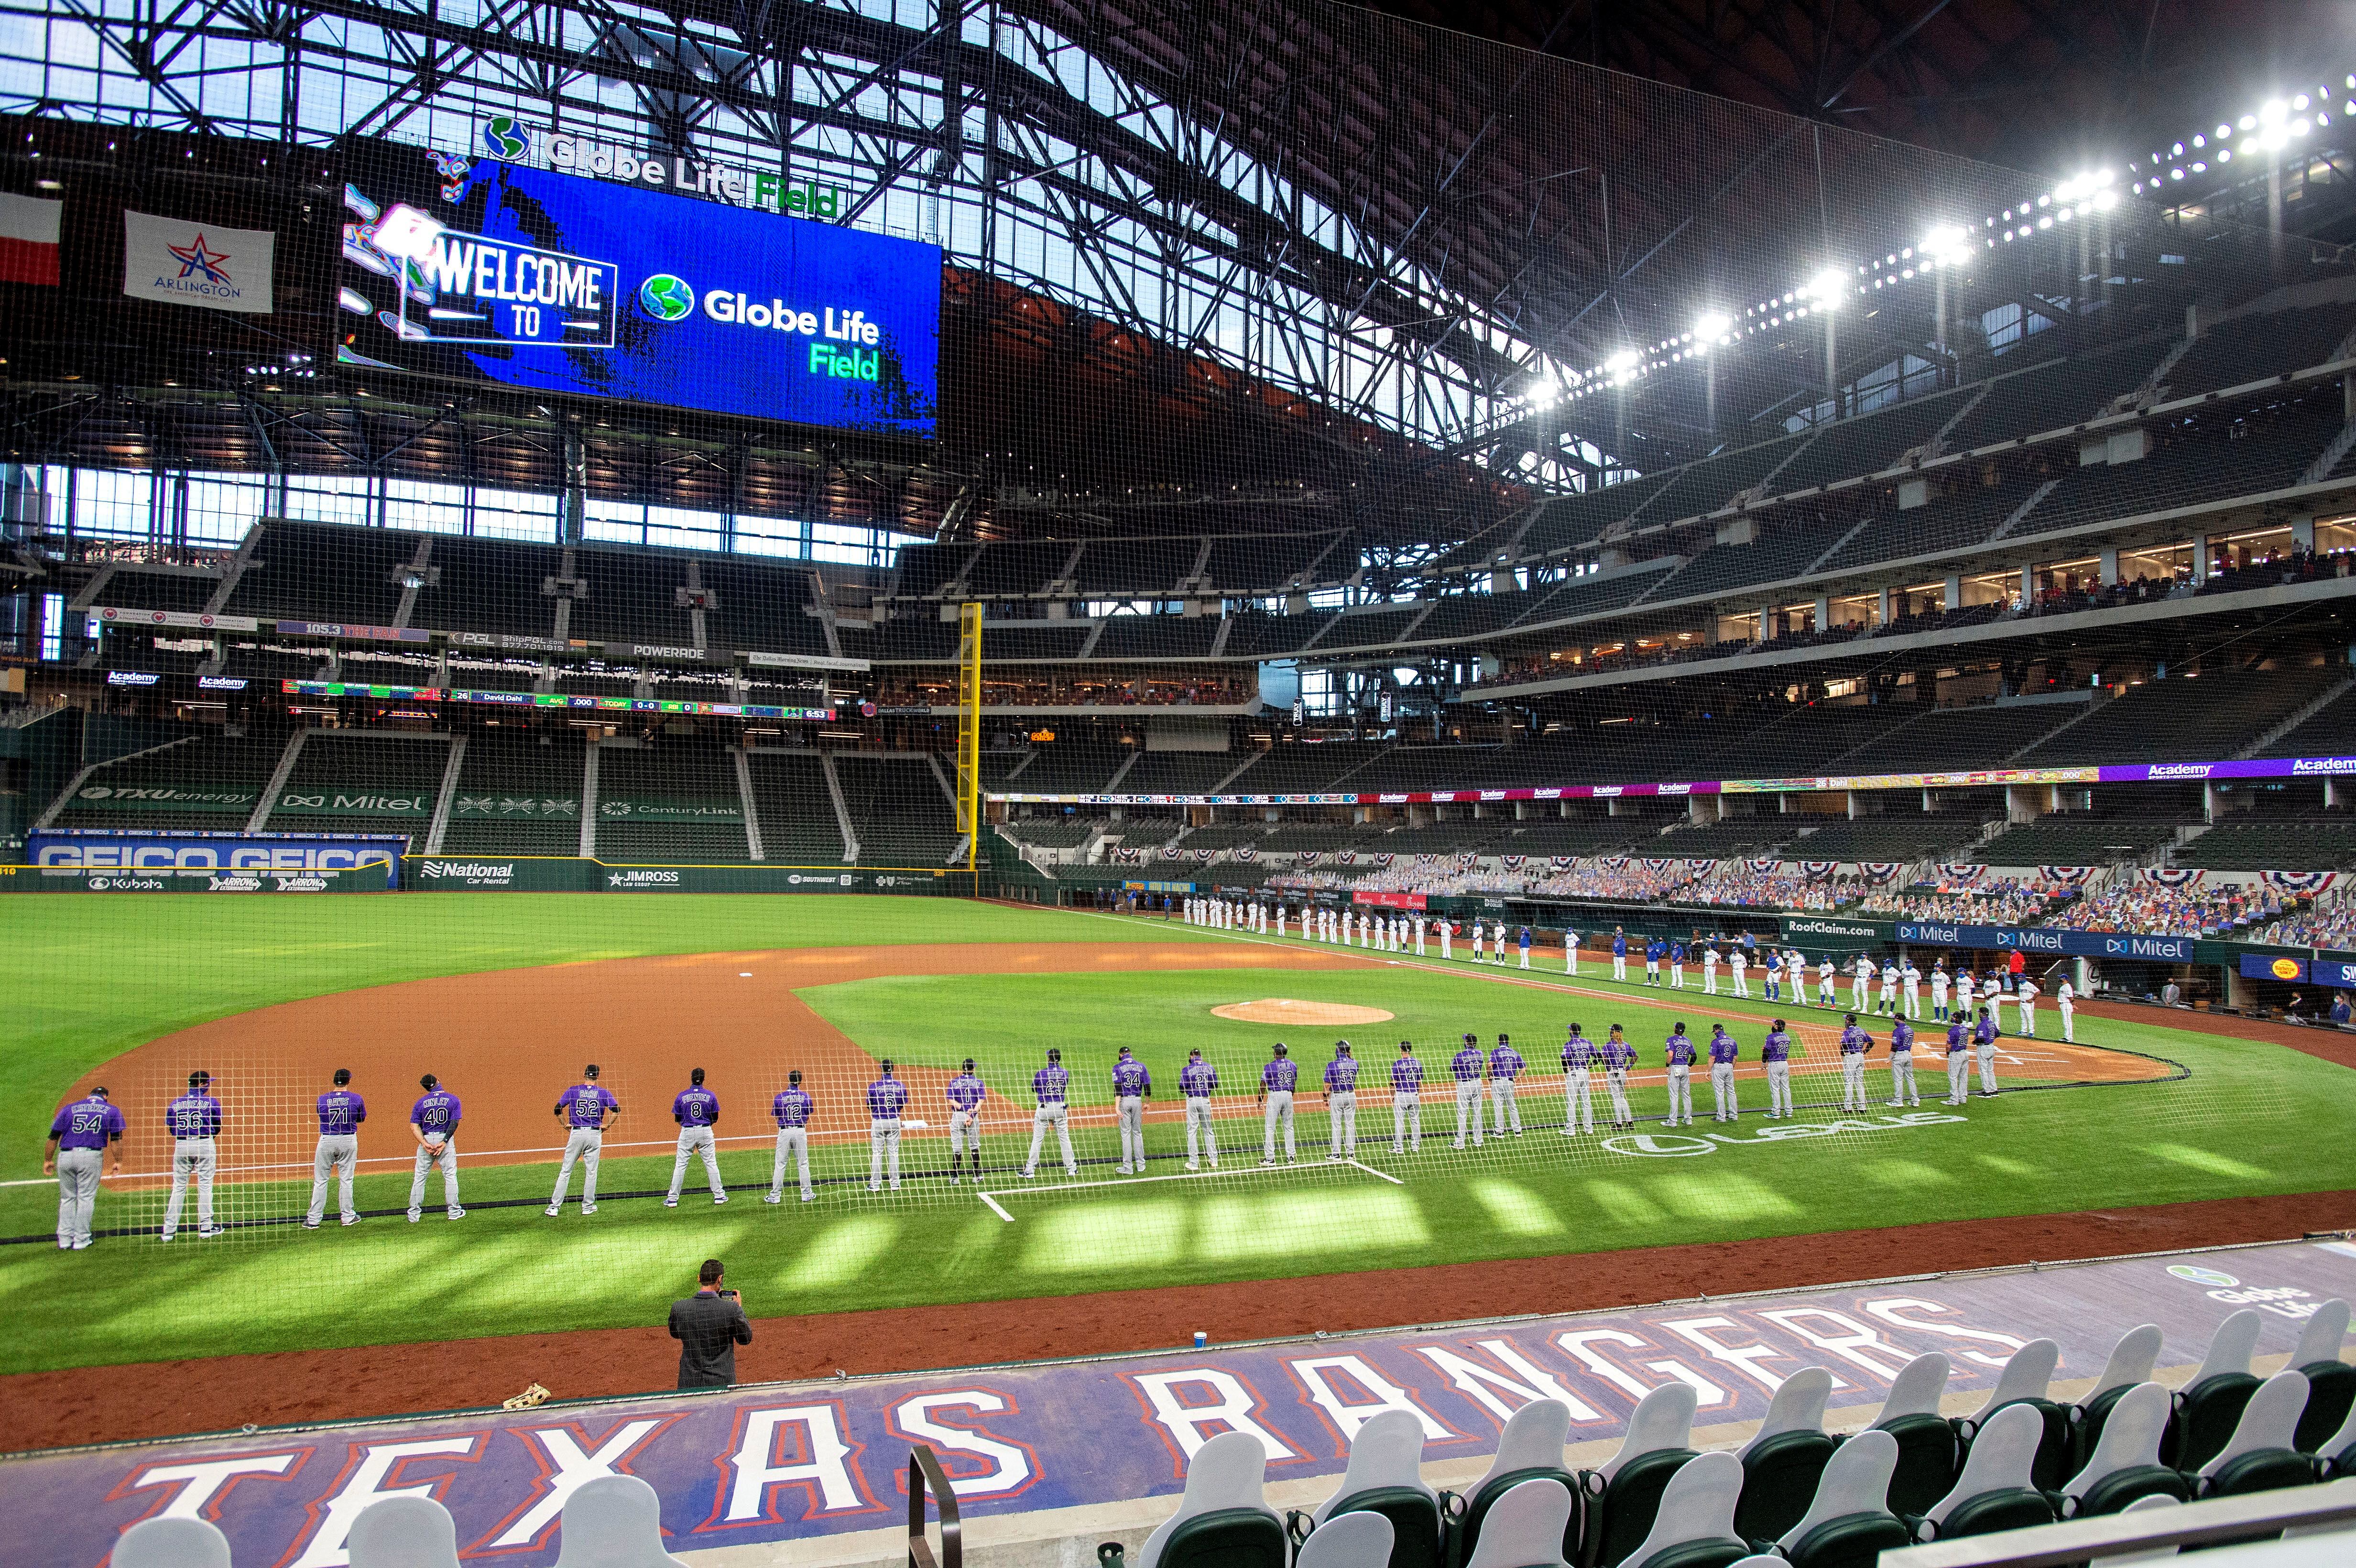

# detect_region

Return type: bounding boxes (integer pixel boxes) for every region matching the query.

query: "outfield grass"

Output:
[2,898,2351,1375]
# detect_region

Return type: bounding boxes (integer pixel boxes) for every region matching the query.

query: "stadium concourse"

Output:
[13,0,2356,1563]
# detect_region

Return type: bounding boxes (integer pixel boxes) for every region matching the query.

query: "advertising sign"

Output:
[1352,889,1428,910]
[337,145,940,436]
[24,833,405,886]
[1895,921,2197,962]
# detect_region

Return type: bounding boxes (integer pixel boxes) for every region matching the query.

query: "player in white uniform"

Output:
[1901,959,1922,1019]
[2016,977,2040,1037]
[1440,920,1453,960]
[1955,969,1975,1023]
[1851,955,1876,1013]
[1702,943,1720,994]
[1413,916,1427,956]
[1816,956,1838,1009]
[1730,946,1749,997]
[1564,928,1579,974]
[1878,960,1898,1017]
[1931,959,1951,1021]
[2057,978,2077,1042]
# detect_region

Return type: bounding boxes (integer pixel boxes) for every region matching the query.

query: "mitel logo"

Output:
[2148,764,2213,779]
[480,116,531,161]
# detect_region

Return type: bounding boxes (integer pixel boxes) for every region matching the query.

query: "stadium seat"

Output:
[1577,1384,1698,1568]
[2292,1300,2354,1455]
[2193,1370,2316,1501]
[555,1476,687,1568]
[348,1495,463,1568]
[1455,1400,1580,1568]
[2167,1310,2265,1472]
[1616,1452,1748,1568]
[1137,1431,1288,1568]
[1295,1510,1394,1568]
[1908,1403,2058,1542]
[1952,1338,2072,1492]
[2319,1400,2356,1480]
[2103,1492,2187,1565]
[2075,1324,2166,1469]
[1463,1479,1575,1568]
[1766,1427,1911,1568]
[1299,1409,1443,1568]
[2056,1383,2191,1518]
[1729,1367,1837,1544]
[115,1518,233,1568]
[1869,1351,1958,1517]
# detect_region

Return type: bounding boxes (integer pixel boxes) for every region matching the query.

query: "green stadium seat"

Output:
[2193,1370,2319,1502]
[2072,1324,2164,1471]
[1296,1409,1443,1568]
[1765,1427,1912,1568]
[1907,1404,2058,1543]
[2055,1382,2190,1518]
[2167,1309,2265,1472]
[1869,1352,1959,1518]
[1453,1400,1581,1568]
[1577,1383,1697,1568]
[1617,1452,1748,1568]
[1951,1339,2072,1493]
[2292,1300,2354,1454]
[1729,1368,1837,1545]
[1137,1432,1287,1568]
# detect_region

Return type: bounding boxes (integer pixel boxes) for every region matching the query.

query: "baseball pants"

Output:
[1185,1097,1219,1168]
[1887,1052,1919,1107]
[1024,1104,1075,1176]
[1452,1079,1483,1147]
[1565,944,1577,974]
[551,1126,603,1208]
[1613,955,1626,980]
[1904,985,1920,1019]
[1489,1078,1523,1134]
[1415,926,1427,956]
[1946,1050,1971,1102]
[1733,969,1748,997]
[1853,979,1870,1011]
[771,1127,812,1200]
[1392,1091,1422,1152]
[409,1140,460,1218]
[1116,1094,1145,1172]
[949,1108,980,1175]
[1665,1065,1691,1125]
[1820,981,1836,1007]
[1645,961,1658,983]
[1710,1061,1736,1121]
[1668,963,1681,987]
[1703,966,1718,994]
[1520,947,1531,969]
[55,1147,101,1248]
[2060,1005,2074,1043]
[1604,1069,1633,1126]
[1440,932,1451,959]
[1978,1046,1999,1094]
[1263,1090,1295,1161]
[1329,1090,1357,1157]
[308,1133,359,1226]
[1840,1054,1866,1111]
[868,1117,902,1190]
[162,1137,217,1240]
[670,1126,726,1203]
[1881,986,1897,1015]
[1765,1061,1793,1118]
[1563,1069,1594,1134]
[2018,1001,2037,1036]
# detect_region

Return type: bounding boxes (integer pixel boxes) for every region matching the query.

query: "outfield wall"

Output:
[402,857,964,893]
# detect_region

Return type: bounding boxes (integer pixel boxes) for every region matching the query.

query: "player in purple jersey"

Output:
[1390,1041,1424,1153]
[1560,1025,1597,1136]
[407,1073,464,1222]
[1706,1025,1740,1123]
[768,1069,815,1202]
[1837,1015,1874,1113]
[945,1058,986,1183]
[305,1068,366,1229]
[1449,1033,1486,1149]
[1323,1041,1361,1160]
[1886,1016,1920,1107]
[161,1069,223,1241]
[547,1063,619,1217]
[1974,1007,2002,1096]
[1113,1047,1151,1175]
[866,1059,910,1192]
[1662,1027,1696,1127]
[1599,1026,1636,1129]
[1488,1034,1526,1136]
[1942,1018,1973,1105]
[1259,1043,1299,1164]
[1759,1022,1795,1119]
[46,1085,123,1250]
[1180,1048,1220,1170]
[1022,1047,1076,1179]
[666,1067,728,1208]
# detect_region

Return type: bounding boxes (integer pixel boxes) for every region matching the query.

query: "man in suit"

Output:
[668,1258,753,1389]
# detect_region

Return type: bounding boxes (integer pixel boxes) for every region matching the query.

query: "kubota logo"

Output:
[638,273,695,321]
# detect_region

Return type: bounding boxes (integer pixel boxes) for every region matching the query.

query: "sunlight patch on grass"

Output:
[2146,1143,2269,1180]
[1470,1178,1566,1238]
[1194,1187,1428,1262]
[1583,1179,1670,1227]
[785,1214,899,1288]
[1019,1198,1191,1273]
[1657,1171,1801,1222]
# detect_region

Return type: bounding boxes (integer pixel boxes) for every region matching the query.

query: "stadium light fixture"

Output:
[1694,310,1730,341]
[1805,268,1847,308]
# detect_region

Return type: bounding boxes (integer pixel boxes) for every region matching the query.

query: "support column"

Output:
[2019,564,2036,606]
[2191,533,2209,585]
[1943,573,1962,611]
[2100,547,2120,587]
[2293,515,2317,551]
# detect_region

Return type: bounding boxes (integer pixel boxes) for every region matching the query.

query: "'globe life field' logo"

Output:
[481,116,531,161]
[638,273,696,321]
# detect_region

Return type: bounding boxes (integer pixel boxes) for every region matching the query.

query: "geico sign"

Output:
[38,844,394,871]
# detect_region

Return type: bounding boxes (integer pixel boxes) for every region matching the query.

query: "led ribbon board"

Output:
[337,148,941,436]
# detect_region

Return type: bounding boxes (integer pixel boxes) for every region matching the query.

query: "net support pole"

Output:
[955,601,982,894]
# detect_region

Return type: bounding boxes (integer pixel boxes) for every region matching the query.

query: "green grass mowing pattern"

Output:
[1,907,2351,1374]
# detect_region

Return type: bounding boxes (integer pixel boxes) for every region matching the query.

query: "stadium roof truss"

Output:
[1,0,1617,489]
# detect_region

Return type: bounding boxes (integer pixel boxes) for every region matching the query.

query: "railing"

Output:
[907,1445,961,1568]
[1884,1481,2356,1565]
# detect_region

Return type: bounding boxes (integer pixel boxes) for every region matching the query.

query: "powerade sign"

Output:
[339,151,939,437]
[1896,921,2196,961]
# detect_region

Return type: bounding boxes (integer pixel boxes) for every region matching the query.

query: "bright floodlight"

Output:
[1694,310,1731,339]
[373,204,447,262]
[1603,348,1642,374]
[1806,267,1847,307]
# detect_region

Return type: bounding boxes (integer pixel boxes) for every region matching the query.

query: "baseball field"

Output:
[7,893,2355,1391]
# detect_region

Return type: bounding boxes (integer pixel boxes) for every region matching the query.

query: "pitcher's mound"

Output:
[1212,998,1396,1025]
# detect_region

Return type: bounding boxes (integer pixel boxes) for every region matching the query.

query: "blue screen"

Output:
[339,160,939,437]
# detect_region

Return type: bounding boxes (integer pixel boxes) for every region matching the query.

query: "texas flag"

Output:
[0,191,63,286]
